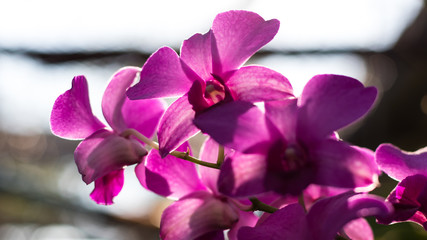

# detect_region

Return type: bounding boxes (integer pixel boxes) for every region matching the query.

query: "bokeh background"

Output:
[0,0,426,239]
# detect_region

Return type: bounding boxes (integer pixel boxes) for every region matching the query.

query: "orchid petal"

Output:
[121,98,166,138]
[126,47,193,99]
[199,137,222,193]
[194,101,278,154]
[217,152,269,197]
[211,10,279,73]
[376,143,427,181]
[90,169,124,205]
[101,67,140,131]
[74,129,147,184]
[50,76,105,139]
[160,191,239,240]
[181,31,213,81]
[298,74,377,142]
[377,174,427,227]
[312,139,378,189]
[342,218,374,240]
[157,95,199,157]
[135,143,207,199]
[264,99,298,142]
[237,203,311,240]
[228,211,258,240]
[227,66,293,102]
[307,191,391,240]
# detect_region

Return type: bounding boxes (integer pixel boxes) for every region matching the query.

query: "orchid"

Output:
[195,74,379,197]
[126,10,293,157]
[237,191,392,240]
[136,138,258,240]
[375,144,427,229]
[50,67,166,204]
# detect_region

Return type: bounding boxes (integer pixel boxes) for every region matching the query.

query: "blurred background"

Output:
[0,0,426,239]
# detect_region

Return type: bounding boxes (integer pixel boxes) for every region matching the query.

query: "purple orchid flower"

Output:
[126,10,293,157]
[135,138,258,240]
[50,67,166,204]
[237,191,392,240]
[194,74,379,197]
[375,144,427,229]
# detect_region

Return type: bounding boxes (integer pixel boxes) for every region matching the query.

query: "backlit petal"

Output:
[126,47,193,99]
[160,191,239,240]
[50,75,105,139]
[74,129,147,183]
[181,31,213,81]
[90,169,124,205]
[227,66,293,102]
[298,74,377,142]
[376,143,427,181]
[211,10,279,73]
[157,95,199,157]
[135,143,207,199]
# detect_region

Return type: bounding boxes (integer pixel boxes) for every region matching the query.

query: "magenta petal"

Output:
[136,142,207,199]
[74,129,147,183]
[121,98,166,138]
[211,10,280,73]
[101,67,140,131]
[199,137,222,193]
[376,143,427,181]
[218,152,269,197]
[237,203,311,240]
[50,76,105,139]
[342,218,374,240]
[307,192,391,240]
[157,95,199,157]
[298,74,377,142]
[181,31,213,81]
[312,140,378,189]
[126,47,193,99]
[195,101,278,153]
[160,191,239,240]
[227,66,293,102]
[228,211,258,240]
[264,99,298,142]
[90,169,124,205]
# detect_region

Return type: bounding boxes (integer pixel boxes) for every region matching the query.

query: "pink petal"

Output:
[297,74,377,142]
[211,10,280,73]
[50,75,105,139]
[181,31,213,81]
[101,67,140,131]
[237,203,311,240]
[126,47,194,99]
[160,191,239,240]
[90,169,124,205]
[217,152,269,197]
[376,143,427,181]
[342,218,374,240]
[198,137,227,194]
[157,95,199,157]
[264,99,298,142]
[312,140,379,189]
[121,98,166,138]
[194,101,277,154]
[227,66,294,102]
[135,142,207,199]
[307,192,391,240]
[227,211,258,240]
[74,129,147,184]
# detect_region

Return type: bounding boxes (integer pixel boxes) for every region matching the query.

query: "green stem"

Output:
[298,193,307,213]
[217,145,225,165]
[120,128,221,169]
[249,197,278,214]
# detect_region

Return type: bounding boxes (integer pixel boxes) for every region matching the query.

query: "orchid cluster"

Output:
[50,10,427,240]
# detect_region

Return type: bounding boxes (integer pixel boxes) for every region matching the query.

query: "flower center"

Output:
[281,144,307,172]
[204,79,226,104]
